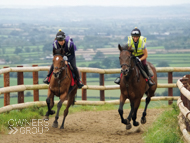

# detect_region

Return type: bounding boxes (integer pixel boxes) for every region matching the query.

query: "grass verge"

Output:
[143,103,184,143]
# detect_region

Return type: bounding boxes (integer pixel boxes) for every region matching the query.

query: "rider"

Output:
[43,29,84,88]
[115,27,155,86]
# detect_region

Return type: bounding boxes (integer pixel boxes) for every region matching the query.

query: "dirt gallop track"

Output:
[1,109,164,143]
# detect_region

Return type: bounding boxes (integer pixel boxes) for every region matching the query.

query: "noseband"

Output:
[120,55,133,76]
[53,58,66,78]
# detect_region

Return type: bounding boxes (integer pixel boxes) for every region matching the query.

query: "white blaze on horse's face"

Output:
[56,57,59,61]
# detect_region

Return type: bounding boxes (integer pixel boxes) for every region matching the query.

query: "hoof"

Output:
[43,116,49,121]
[133,121,139,126]
[141,117,146,124]
[50,110,55,115]
[60,126,64,129]
[126,123,132,130]
[52,122,58,128]
[122,119,130,125]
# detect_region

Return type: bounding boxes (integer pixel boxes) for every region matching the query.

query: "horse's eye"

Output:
[119,57,121,59]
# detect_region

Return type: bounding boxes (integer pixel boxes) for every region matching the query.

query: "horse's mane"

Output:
[53,48,65,56]
[120,44,129,51]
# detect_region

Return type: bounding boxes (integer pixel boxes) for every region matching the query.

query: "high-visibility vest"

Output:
[127,36,147,56]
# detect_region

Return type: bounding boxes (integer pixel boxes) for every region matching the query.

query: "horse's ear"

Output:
[53,48,56,55]
[118,44,122,51]
[128,45,132,50]
[60,48,65,56]
[128,45,134,53]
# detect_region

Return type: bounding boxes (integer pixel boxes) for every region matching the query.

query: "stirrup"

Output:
[77,80,84,89]
[43,77,50,84]
[148,79,155,87]
[114,77,120,85]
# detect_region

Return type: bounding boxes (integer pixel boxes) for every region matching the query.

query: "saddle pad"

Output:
[67,64,77,86]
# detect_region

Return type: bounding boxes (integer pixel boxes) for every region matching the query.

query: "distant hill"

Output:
[0,5,190,24]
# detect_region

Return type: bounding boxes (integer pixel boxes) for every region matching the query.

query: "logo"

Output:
[8,119,49,134]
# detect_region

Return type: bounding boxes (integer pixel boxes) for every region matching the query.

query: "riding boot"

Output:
[114,77,120,85]
[73,68,84,89]
[144,64,155,86]
[43,64,54,84]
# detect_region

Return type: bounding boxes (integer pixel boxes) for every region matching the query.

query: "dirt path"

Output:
[1,109,164,143]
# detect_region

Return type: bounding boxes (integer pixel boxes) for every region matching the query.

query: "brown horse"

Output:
[43,48,78,129]
[118,44,157,130]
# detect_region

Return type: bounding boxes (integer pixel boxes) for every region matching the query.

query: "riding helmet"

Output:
[131,27,141,37]
[56,29,65,41]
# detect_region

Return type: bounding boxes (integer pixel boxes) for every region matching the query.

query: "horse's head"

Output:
[118,44,134,76]
[52,48,66,79]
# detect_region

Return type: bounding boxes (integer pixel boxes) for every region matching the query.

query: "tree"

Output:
[93,51,105,60]
[24,47,31,53]
[156,61,169,67]
[102,57,112,69]
[14,47,22,54]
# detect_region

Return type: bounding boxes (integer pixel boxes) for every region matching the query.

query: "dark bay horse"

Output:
[118,44,157,130]
[43,48,78,129]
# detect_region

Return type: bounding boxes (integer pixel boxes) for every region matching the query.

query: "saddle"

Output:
[135,59,154,79]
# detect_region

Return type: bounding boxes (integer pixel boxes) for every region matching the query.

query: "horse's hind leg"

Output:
[141,96,151,124]
[60,87,77,129]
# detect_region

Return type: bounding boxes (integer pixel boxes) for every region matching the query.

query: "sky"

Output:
[1,0,190,7]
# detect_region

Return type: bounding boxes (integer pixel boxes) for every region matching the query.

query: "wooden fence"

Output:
[1,66,190,107]
[177,75,190,142]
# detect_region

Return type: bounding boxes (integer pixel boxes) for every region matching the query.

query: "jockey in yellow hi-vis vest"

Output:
[114,27,155,86]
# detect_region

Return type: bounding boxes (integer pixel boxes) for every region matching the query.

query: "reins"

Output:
[58,66,68,97]
[53,55,70,97]
[121,54,141,96]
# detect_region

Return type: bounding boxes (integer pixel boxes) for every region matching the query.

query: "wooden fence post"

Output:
[17,66,24,103]
[100,74,105,101]
[168,72,173,105]
[33,65,39,101]
[82,72,87,100]
[4,67,10,106]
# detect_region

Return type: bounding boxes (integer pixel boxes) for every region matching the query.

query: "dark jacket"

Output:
[53,36,76,62]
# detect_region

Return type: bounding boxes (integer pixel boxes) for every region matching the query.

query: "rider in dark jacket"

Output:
[43,29,84,88]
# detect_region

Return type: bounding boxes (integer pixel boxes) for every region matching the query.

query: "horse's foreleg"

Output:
[141,96,151,124]
[52,100,63,128]
[118,95,128,125]
[60,87,77,129]
[44,94,55,120]
[127,102,134,122]
[132,99,141,127]
[52,92,67,128]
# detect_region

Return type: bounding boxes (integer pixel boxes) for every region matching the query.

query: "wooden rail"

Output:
[176,75,190,142]
[0,66,190,106]
[0,96,179,114]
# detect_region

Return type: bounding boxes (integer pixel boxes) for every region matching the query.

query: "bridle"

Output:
[53,55,67,79]
[53,55,69,96]
[53,61,66,78]
[120,52,133,76]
